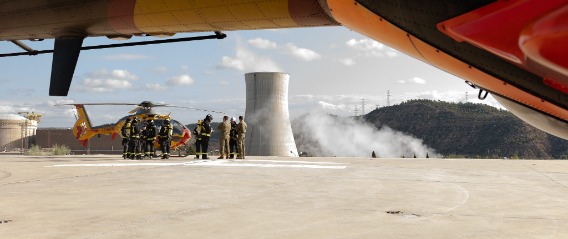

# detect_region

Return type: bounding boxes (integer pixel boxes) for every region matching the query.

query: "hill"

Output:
[362,99,568,159]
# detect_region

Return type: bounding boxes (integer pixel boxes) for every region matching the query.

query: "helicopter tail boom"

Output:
[72,104,95,146]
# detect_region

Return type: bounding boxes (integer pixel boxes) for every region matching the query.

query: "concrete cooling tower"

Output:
[244,72,298,157]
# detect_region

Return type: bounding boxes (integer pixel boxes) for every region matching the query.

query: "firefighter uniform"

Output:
[140,125,147,158]
[236,116,247,159]
[217,116,231,159]
[128,118,142,160]
[229,118,237,159]
[158,119,173,159]
[145,120,157,158]
[192,120,203,159]
[121,118,131,159]
[200,114,213,159]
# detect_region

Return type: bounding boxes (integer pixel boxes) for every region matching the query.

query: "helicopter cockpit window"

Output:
[153,119,185,135]
[172,120,185,135]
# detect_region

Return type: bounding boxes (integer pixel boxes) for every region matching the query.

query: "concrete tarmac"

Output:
[1,155,567,239]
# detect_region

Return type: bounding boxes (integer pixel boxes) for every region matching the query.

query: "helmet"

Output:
[197,119,202,125]
[125,118,131,122]
[164,118,170,123]
[132,118,139,123]
[148,120,154,125]
[205,114,213,121]
[231,117,236,122]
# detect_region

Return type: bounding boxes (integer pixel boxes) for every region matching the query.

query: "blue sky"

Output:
[0,26,501,127]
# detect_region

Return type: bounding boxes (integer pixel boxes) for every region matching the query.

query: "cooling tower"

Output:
[245,72,298,157]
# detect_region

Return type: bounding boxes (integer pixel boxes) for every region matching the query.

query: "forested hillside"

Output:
[362,100,568,158]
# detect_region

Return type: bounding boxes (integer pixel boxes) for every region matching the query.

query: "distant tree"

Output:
[186,145,196,155]
[371,151,376,158]
[413,153,416,158]
[426,153,429,158]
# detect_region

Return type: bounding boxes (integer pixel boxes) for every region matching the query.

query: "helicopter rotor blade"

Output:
[55,102,226,115]
[55,103,140,106]
[160,105,227,114]
[128,106,142,114]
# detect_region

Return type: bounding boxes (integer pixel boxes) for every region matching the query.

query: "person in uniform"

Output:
[229,117,237,159]
[217,116,231,159]
[192,119,203,159]
[200,114,213,159]
[145,119,157,159]
[236,115,247,159]
[140,125,147,158]
[158,118,173,159]
[121,118,131,159]
[129,118,141,160]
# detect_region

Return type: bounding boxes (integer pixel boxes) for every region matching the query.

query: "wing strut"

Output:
[2,31,227,96]
[49,37,84,96]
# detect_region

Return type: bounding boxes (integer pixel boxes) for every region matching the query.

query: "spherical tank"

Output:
[0,114,38,150]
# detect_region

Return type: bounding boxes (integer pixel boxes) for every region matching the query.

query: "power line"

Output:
[353,105,358,117]
[361,98,366,115]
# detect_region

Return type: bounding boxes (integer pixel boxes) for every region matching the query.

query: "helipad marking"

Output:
[240,159,346,165]
[48,160,347,169]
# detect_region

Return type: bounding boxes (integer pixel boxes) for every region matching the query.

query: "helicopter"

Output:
[58,101,224,156]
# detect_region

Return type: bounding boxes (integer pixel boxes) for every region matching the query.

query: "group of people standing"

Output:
[121,117,173,160]
[120,114,248,160]
[192,114,247,159]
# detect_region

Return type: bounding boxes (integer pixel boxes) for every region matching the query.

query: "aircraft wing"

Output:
[0,0,338,96]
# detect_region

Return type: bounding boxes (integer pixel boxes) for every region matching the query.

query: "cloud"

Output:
[339,58,356,66]
[167,75,195,86]
[220,56,245,71]
[248,38,278,49]
[153,66,168,73]
[284,43,321,61]
[317,101,349,111]
[0,98,79,127]
[5,88,35,96]
[346,39,399,58]
[103,54,151,60]
[397,77,427,84]
[289,95,365,118]
[78,69,139,93]
[218,43,282,72]
[145,83,167,91]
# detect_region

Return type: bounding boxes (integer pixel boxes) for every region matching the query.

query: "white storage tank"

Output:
[0,114,39,151]
[244,72,298,157]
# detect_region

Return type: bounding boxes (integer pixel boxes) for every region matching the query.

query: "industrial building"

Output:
[35,128,122,155]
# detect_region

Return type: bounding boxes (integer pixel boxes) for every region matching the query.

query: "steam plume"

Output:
[292,112,440,158]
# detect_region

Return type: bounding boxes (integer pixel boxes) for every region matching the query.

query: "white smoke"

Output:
[293,112,440,158]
